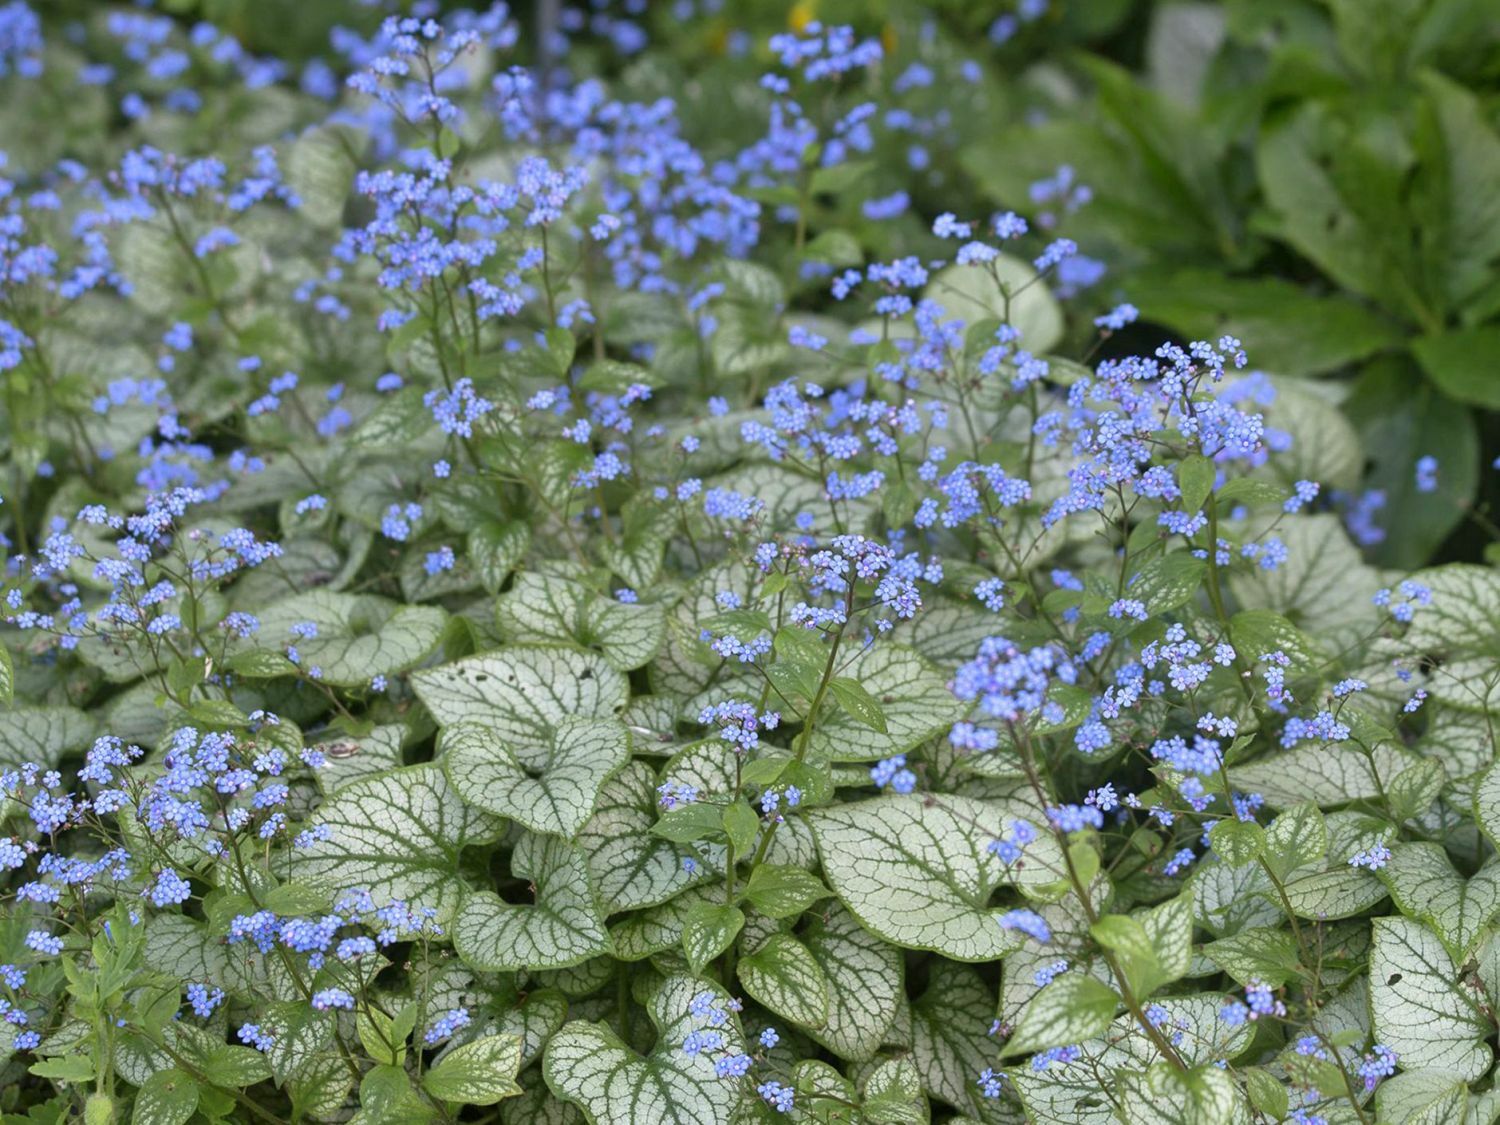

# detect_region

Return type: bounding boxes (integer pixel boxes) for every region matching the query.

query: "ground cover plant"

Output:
[1,2,1499,1124]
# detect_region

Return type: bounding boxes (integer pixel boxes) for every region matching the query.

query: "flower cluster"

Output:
[0,3,1487,1123]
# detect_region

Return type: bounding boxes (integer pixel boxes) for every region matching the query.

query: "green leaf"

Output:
[1229,514,1380,653]
[454,833,611,971]
[1177,455,1214,515]
[351,1064,430,1125]
[294,765,503,922]
[1003,974,1119,1058]
[543,975,746,1125]
[1403,564,1500,714]
[808,160,872,195]
[1202,926,1302,987]
[1386,758,1446,823]
[1135,269,1403,376]
[357,1005,403,1065]
[288,1055,355,1122]
[1116,1062,1246,1125]
[0,705,94,771]
[807,645,964,763]
[608,886,720,962]
[922,259,1063,355]
[258,590,447,687]
[680,904,743,973]
[1011,994,1255,1123]
[1344,360,1479,569]
[1375,1069,1470,1125]
[1090,896,1191,1002]
[650,803,725,844]
[442,717,630,838]
[809,794,1059,961]
[1412,72,1500,316]
[260,1000,335,1083]
[740,756,791,787]
[412,646,629,746]
[909,961,999,1115]
[0,647,12,708]
[1242,1067,1288,1121]
[1380,843,1500,962]
[314,725,407,796]
[579,761,707,914]
[422,1034,523,1105]
[224,648,298,679]
[1475,758,1500,851]
[1090,915,1158,997]
[596,501,672,593]
[498,572,665,670]
[803,903,903,1062]
[201,1050,274,1092]
[860,1056,928,1125]
[468,520,531,595]
[1215,479,1287,508]
[1226,609,1321,678]
[131,1068,198,1125]
[1256,101,1409,310]
[743,863,830,919]
[1262,804,1327,881]
[1139,894,1193,989]
[738,934,830,1030]
[1127,552,1207,618]
[766,659,820,703]
[346,386,435,452]
[1230,740,1421,809]
[1412,328,1500,409]
[1208,820,1264,868]
[827,677,888,733]
[284,124,358,230]
[721,800,759,857]
[1370,915,1492,1081]
[543,327,576,376]
[31,1055,95,1082]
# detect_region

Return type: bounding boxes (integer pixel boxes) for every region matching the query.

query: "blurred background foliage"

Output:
[27,0,1500,569]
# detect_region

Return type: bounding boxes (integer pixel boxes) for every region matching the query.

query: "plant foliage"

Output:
[0,3,1497,1125]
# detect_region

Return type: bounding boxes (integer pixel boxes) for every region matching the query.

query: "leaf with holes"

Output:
[1404,565,1500,714]
[1370,916,1492,1081]
[1379,843,1500,962]
[412,645,629,748]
